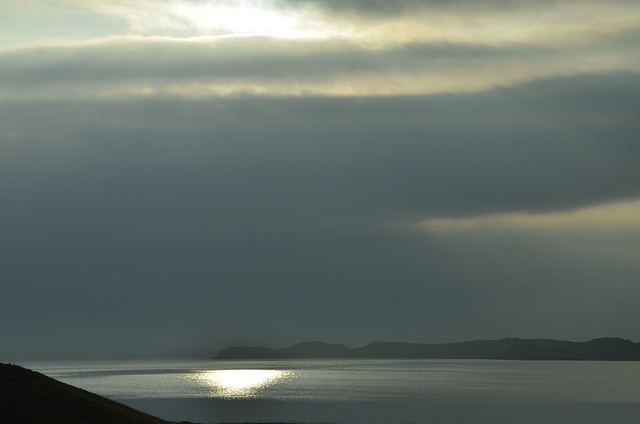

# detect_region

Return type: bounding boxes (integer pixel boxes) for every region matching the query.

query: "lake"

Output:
[19,359,640,423]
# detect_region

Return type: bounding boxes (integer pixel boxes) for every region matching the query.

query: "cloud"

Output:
[2,70,640,356]
[2,29,639,99]
[3,0,638,100]
[2,72,639,239]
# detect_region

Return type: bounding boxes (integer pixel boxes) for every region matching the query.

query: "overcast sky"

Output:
[2,0,640,359]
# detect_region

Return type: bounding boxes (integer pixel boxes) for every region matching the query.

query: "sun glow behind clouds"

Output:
[168,1,296,36]
[111,0,334,38]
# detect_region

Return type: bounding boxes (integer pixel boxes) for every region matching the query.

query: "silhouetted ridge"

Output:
[216,341,351,359]
[0,363,169,424]
[214,337,640,360]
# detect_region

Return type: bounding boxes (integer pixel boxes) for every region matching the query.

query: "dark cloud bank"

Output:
[2,72,640,359]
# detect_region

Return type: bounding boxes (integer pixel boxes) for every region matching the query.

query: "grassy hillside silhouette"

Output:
[0,363,174,424]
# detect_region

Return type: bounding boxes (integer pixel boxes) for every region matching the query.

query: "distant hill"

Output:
[0,363,173,424]
[215,337,640,360]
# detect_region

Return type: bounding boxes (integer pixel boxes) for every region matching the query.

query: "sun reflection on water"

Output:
[197,369,291,398]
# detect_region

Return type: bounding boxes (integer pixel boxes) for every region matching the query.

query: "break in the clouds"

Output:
[1,1,640,359]
[59,0,640,43]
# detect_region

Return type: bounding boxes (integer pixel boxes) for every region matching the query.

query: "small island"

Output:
[215,337,640,361]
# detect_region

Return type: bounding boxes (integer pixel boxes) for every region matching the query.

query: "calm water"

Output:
[20,359,640,424]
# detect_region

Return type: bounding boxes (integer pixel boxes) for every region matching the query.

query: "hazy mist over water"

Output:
[21,359,640,424]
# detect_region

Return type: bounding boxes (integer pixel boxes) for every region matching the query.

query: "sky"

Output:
[2,0,640,359]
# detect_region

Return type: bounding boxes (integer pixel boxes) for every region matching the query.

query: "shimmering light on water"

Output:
[196,369,291,398]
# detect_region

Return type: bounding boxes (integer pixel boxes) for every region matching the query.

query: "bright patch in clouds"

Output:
[167,2,299,36]
[81,0,336,38]
[421,200,640,233]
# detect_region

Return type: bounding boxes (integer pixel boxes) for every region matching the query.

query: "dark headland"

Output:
[0,363,178,424]
[215,337,640,360]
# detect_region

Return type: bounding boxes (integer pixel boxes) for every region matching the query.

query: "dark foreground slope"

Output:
[215,337,640,360]
[0,363,171,424]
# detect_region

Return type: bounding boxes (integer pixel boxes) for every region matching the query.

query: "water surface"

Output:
[21,359,640,423]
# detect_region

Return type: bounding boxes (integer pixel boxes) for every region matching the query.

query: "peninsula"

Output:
[215,337,640,360]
